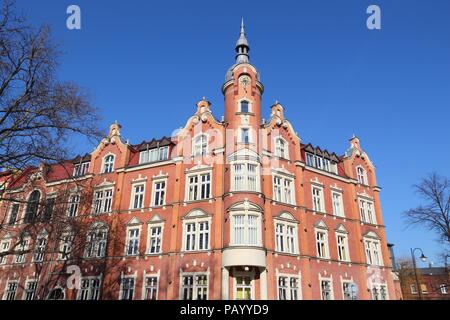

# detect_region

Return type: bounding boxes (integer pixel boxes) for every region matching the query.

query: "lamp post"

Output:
[410,248,427,300]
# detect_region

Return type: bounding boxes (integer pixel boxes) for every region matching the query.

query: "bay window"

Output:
[231,212,261,246]
[231,162,260,192]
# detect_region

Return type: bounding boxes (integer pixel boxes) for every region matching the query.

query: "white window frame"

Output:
[84,224,108,259]
[185,171,212,202]
[151,179,167,207]
[23,279,38,300]
[315,228,329,259]
[336,232,350,262]
[341,280,358,300]
[14,237,30,264]
[78,276,102,300]
[182,215,211,252]
[274,137,289,159]
[142,273,159,300]
[238,99,252,113]
[359,198,376,224]
[440,284,448,294]
[274,218,298,254]
[7,203,20,225]
[331,191,345,217]
[3,280,19,300]
[119,274,136,300]
[73,162,90,176]
[33,234,48,262]
[180,271,209,300]
[272,173,295,205]
[0,238,11,265]
[277,273,301,300]
[192,133,208,157]
[125,225,141,256]
[364,236,383,266]
[238,126,253,144]
[130,183,145,210]
[231,161,261,192]
[312,185,325,213]
[410,284,418,294]
[319,276,334,300]
[356,166,368,185]
[59,232,73,260]
[92,187,114,214]
[147,222,164,255]
[67,193,80,218]
[230,212,262,247]
[102,154,115,174]
[140,146,169,164]
[370,283,389,300]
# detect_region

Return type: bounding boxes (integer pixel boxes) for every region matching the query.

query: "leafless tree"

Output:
[403,173,450,249]
[0,0,101,188]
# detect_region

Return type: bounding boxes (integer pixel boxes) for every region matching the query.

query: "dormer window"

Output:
[305,152,337,174]
[103,155,115,174]
[140,146,169,164]
[73,162,90,177]
[240,100,250,113]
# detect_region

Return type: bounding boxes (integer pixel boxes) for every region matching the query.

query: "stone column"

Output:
[222,267,229,300]
[260,267,268,300]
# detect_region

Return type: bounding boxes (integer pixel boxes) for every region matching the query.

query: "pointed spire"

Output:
[235,18,250,64]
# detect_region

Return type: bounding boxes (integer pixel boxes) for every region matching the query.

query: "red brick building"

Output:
[399,267,450,300]
[0,22,397,300]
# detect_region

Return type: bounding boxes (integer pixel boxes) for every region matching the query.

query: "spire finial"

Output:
[241,18,245,34]
[235,19,250,64]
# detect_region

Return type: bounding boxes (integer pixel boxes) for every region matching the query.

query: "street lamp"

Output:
[410,248,427,300]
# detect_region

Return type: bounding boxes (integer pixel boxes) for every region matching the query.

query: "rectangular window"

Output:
[126,228,140,256]
[0,240,10,265]
[410,284,417,294]
[232,163,259,192]
[59,234,73,260]
[365,239,382,266]
[275,223,297,254]
[152,180,166,206]
[316,231,328,258]
[235,275,252,300]
[233,214,260,246]
[332,192,344,217]
[240,101,249,113]
[278,276,300,300]
[148,226,162,254]
[121,277,135,300]
[320,280,332,300]
[132,184,145,209]
[306,153,315,167]
[43,197,55,221]
[4,281,18,300]
[144,276,158,300]
[181,274,208,300]
[187,173,211,201]
[343,282,357,300]
[79,277,101,300]
[8,204,19,225]
[273,175,295,204]
[24,281,37,300]
[68,194,80,217]
[420,284,428,294]
[14,238,29,263]
[359,199,376,224]
[337,234,349,261]
[140,148,165,164]
[275,224,284,252]
[33,237,47,262]
[93,188,113,214]
[312,187,323,212]
[240,128,250,143]
[193,135,208,156]
[74,162,90,176]
[184,221,209,251]
[440,284,448,294]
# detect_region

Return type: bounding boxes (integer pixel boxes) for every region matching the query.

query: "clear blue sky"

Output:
[14,0,450,266]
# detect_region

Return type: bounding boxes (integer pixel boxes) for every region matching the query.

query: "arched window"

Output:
[24,190,40,223]
[275,137,288,159]
[103,155,115,173]
[192,134,208,157]
[85,223,108,258]
[356,167,368,185]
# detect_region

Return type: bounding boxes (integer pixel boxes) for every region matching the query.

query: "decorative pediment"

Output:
[364,231,380,239]
[148,214,165,224]
[271,167,295,178]
[275,212,297,222]
[314,220,328,230]
[228,200,262,213]
[335,224,348,233]
[126,217,142,226]
[183,209,209,219]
